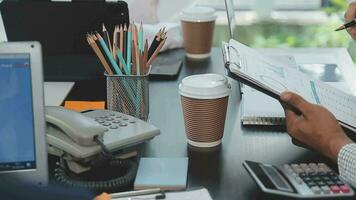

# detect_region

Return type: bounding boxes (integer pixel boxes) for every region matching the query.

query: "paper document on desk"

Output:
[241,55,297,125]
[44,82,74,106]
[114,188,213,200]
[226,39,356,131]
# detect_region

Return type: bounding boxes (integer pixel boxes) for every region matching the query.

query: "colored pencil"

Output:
[147,38,166,67]
[113,25,118,61]
[92,33,116,74]
[126,24,132,75]
[132,22,140,75]
[86,34,114,75]
[123,24,127,65]
[119,25,124,55]
[138,21,144,52]
[143,39,148,74]
[102,24,113,54]
[115,47,129,75]
[96,33,122,75]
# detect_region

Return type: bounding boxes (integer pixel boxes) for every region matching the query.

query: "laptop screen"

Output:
[0,54,36,171]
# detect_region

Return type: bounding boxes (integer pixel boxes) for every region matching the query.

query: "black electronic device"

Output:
[0,0,129,81]
[150,60,183,80]
[243,160,355,199]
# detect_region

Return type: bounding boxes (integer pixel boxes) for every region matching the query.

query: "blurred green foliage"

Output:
[212,0,356,63]
[323,0,348,15]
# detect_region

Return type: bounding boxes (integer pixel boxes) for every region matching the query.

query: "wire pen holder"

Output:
[105,67,150,121]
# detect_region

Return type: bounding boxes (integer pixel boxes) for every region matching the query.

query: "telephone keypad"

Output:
[119,122,128,127]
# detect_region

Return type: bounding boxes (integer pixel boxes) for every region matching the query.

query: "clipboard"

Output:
[221,40,356,133]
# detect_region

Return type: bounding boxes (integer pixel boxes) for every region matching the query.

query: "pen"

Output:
[335,19,356,31]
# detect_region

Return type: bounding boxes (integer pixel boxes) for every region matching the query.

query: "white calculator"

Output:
[243,160,355,199]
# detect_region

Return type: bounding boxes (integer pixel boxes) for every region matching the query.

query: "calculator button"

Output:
[129,120,136,124]
[326,181,335,186]
[308,172,317,177]
[331,176,340,181]
[340,185,350,193]
[123,117,129,121]
[327,171,336,176]
[113,120,121,124]
[318,163,331,172]
[299,172,307,177]
[316,181,326,187]
[110,113,115,116]
[321,177,330,182]
[330,186,341,193]
[295,177,303,184]
[100,116,107,119]
[321,186,331,194]
[313,177,321,182]
[309,163,318,170]
[106,118,114,121]
[291,172,298,178]
[306,181,317,187]
[317,172,326,176]
[336,181,344,186]
[302,177,312,182]
[283,164,291,170]
[104,128,109,132]
[98,120,105,123]
[311,186,321,194]
[116,115,122,118]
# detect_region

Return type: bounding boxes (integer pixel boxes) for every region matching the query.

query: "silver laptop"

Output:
[0,42,48,186]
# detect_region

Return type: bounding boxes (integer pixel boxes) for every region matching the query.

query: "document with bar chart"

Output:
[224,39,356,132]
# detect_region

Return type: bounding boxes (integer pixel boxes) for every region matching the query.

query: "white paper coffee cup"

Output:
[179,74,231,147]
[180,7,217,59]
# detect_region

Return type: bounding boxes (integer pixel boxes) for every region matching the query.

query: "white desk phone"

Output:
[45,106,160,173]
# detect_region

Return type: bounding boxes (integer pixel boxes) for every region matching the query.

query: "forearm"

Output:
[338,143,356,188]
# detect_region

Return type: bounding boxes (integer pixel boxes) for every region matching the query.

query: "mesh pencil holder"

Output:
[105,68,150,121]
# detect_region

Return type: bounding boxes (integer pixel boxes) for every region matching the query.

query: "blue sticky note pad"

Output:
[134,157,189,191]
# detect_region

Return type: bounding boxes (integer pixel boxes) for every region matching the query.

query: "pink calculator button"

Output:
[340,185,350,193]
[330,186,341,193]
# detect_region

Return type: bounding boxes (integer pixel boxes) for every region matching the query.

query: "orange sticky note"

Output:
[94,192,111,200]
[64,101,105,112]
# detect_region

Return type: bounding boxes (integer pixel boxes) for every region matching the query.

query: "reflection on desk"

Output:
[60,48,336,200]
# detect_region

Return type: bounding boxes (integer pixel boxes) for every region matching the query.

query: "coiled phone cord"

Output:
[53,136,137,192]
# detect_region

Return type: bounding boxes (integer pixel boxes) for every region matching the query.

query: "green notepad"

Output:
[134,157,189,191]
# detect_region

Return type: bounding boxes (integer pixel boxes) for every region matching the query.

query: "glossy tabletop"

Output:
[66,48,332,200]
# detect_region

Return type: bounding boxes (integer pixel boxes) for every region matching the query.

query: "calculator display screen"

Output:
[261,165,292,192]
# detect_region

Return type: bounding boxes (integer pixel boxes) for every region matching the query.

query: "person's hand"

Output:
[345,2,356,40]
[280,91,353,161]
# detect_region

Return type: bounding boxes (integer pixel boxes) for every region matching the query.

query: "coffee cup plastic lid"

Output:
[179,74,231,99]
[180,6,216,22]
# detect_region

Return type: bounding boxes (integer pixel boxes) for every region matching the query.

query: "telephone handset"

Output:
[46,106,105,146]
[45,106,160,173]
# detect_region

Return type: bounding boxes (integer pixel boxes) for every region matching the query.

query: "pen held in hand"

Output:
[335,19,356,31]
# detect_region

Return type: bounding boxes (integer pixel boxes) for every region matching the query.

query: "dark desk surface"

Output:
[66,48,333,200]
